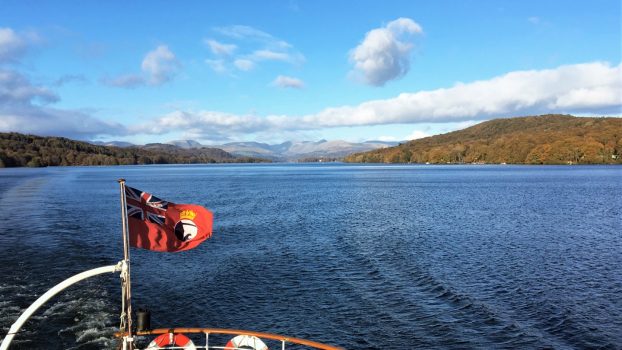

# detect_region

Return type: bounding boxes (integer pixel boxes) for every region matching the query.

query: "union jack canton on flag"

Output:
[126,187,168,226]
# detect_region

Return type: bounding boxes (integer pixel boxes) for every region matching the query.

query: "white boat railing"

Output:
[0,262,342,350]
[0,261,125,350]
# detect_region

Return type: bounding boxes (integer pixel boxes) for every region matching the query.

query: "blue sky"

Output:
[0,0,620,144]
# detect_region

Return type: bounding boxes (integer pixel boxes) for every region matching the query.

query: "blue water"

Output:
[0,164,620,349]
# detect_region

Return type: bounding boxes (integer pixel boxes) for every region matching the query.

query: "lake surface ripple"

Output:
[0,164,620,349]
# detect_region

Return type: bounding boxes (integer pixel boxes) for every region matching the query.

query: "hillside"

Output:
[0,133,268,167]
[344,115,622,164]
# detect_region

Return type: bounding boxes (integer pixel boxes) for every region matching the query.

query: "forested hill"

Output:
[344,115,622,164]
[0,133,268,167]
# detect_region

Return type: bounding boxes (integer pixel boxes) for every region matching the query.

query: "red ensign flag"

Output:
[125,186,213,252]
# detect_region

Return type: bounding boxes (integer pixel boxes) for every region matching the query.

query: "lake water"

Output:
[0,164,620,349]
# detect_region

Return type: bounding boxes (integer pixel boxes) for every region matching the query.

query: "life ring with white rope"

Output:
[146,333,197,350]
[225,334,269,350]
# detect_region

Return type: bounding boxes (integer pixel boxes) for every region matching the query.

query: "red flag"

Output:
[125,186,213,252]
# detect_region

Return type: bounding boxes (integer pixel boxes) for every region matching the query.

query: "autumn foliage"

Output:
[344,115,622,164]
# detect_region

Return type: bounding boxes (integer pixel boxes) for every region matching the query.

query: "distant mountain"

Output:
[167,140,203,149]
[344,114,622,165]
[0,133,268,167]
[221,139,398,161]
[219,141,279,160]
[90,140,135,147]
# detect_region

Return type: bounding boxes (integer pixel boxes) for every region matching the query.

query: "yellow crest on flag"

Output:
[180,209,197,221]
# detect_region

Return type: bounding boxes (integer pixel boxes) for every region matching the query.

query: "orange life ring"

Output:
[146,333,197,349]
[225,334,269,350]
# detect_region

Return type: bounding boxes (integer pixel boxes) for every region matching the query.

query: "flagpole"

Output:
[118,179,133,350]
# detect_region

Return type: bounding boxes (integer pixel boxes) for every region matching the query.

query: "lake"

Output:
[0,164,620,349]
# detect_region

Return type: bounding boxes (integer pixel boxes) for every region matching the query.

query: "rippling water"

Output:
[0,164,620,349]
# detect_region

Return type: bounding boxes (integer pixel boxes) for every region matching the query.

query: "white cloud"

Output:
[315,61,621,125]
[137,61,621,137]
[234,59,255,71]
[252,49,290,62]
[214,25,275,41]
[255,50,289,61]
[386,18,423,35]
[205,39,236,56]
[104,45,180,88]
[0,27,36,63]
[349,17,423,86]
[272,75,304,89]
[206,25,305,74]
[141,45,179,85]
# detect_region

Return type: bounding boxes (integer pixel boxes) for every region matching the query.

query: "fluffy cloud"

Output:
[138,61,621,137]
[141,45,179,85]
[104,45,179,88]
[349,18,423,86]
[0,69,125,138]
[272,75,304,89]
